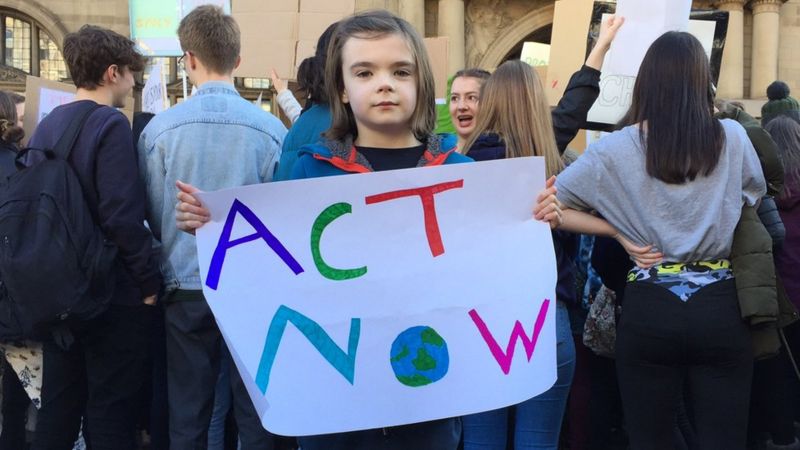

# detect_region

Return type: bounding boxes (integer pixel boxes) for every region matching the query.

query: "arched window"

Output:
[1,9,68,81]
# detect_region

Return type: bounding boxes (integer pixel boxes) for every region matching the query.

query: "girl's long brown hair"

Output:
[766,116,800,198]
[461,60,562,178]
[619,31,724,184]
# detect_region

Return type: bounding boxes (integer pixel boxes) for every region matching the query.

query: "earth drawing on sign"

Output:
[389,326,449,387]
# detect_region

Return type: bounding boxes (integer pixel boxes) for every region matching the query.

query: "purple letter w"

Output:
[468,299,550,374]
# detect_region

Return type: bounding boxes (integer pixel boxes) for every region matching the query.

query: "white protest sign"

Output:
[521,42,550,67]
[142,62,169,114]
[587,0,692,125]
[38,88,76,123]
[688,19,717,59]
[195,157,558,436]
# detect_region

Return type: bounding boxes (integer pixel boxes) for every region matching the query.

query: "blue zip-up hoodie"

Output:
[290,132,471,179]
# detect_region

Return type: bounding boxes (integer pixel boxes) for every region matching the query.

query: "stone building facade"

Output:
[1,0,798,114]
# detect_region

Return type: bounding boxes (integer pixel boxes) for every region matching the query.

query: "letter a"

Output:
[205,199,304,290]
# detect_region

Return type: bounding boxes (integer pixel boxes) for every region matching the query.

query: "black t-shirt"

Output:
[356,145,425,172]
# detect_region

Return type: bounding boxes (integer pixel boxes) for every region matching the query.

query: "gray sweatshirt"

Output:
[556,119,766,263]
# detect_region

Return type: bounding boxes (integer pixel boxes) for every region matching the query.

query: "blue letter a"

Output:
[255,305,361,394]
[206,199,304,290]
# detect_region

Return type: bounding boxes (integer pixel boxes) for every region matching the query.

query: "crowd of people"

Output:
[0,4,798,450]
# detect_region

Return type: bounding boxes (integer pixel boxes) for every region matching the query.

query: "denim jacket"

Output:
[138,81,286,292]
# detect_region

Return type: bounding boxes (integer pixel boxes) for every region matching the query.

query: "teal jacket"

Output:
[290,133,471,179]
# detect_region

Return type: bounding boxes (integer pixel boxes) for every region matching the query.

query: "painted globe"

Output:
[389,326,449,387]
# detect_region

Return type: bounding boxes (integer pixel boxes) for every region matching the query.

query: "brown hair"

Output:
[297,21,338,106]
[453,68,491,81]
[619,31,724,184]
[766,116,800,198]
[63,25,145,89]
[324,10,435,142]
[178,5,240,75]
[7,92,24,105]
[0,91,23,144]
[461,60,563,178]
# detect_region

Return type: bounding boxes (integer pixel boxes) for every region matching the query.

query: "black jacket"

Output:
[27,101,161,305]
[552,65,601,154]
[0,140,17,179]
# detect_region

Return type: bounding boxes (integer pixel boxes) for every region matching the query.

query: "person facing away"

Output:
[25,25,162,450]
[137,5,285,450]
[552,31,766,450]
[767,116,800,313]
[273,21,338,181]
[0,91,24,177]
[0,90,42,450]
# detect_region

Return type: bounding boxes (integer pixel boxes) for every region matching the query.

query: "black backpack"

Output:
[0,102,118,340]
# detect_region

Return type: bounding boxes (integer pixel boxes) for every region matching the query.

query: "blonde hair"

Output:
[462,60,562,177]
[324,10,436,142]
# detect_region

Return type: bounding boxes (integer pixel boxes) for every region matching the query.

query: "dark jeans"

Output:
[616,279,752,450]
[165,290,274,450]
[1,358,31,449]
[749,321,800,446]
[31,303,155,450]
[297,417,461,450]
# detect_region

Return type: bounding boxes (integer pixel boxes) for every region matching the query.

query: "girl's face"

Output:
[449,76,482,140]
[340,33,418,140]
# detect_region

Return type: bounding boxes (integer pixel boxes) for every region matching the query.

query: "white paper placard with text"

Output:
[195,157,558,435]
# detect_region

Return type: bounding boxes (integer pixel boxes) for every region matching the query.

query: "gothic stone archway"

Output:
[468,2,555,70]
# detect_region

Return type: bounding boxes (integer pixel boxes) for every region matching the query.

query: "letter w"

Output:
[468,299,550,375]
[255,305,361,395]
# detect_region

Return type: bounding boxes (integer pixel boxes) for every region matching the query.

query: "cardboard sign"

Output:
[23,76,75,145]
[129,0,231,56]
[425,37,450,100]
[521,42,551,67]
[545,0,594,106]
[142,61,169,114]
[234,0,355,79]
[195,157,558,435]
[23,76,134,145]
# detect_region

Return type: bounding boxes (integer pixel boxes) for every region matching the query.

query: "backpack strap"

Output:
[51,102,104,161]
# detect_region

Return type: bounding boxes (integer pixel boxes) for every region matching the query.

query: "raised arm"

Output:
[551,15,624,153]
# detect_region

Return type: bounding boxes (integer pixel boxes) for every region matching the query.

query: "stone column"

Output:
[749,0,784,98]
[437,0,465,75]
[715,0,747,98]
[399,0,426,36]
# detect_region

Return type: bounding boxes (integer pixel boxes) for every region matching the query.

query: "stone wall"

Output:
[779,0,800,94]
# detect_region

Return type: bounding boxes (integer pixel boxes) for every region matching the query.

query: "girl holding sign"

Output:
[175,9,563,450]
[552,31,766,449]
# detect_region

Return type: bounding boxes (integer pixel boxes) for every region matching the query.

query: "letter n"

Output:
[205,199,304,290]
[255,305,361,394]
